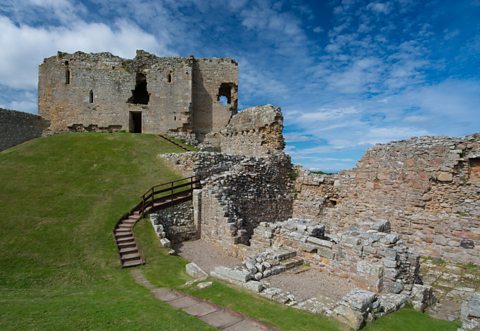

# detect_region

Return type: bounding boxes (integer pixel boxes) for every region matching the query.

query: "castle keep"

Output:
[38,50,238,141]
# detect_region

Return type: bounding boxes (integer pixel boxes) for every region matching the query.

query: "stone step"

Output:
[272,251,297,261]
[121,252,141,261]
[115,232,133,239]
[281,257,304,270]
[115,228,132,234]
[118,224,133,229]
[122,258,143,268]
[117,236,135,243]
[123,219,137,224]
[118,241,136,248]
[119,246,138,254]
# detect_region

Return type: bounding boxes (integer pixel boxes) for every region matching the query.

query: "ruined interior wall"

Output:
[197,153,293,254]
[293,134,480,264]
[214,105,285,157]
[192,59,238,139]
[39,51,193,133]
[292,169,339,219]
[0,108,49,151]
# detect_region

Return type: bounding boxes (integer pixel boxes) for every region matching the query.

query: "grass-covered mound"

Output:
[0,133,212,330]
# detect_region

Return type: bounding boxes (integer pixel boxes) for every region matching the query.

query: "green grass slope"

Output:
[0,133,212,330]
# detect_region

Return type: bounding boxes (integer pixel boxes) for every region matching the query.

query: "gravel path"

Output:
[176,239,241,273]
[266,268,356,302]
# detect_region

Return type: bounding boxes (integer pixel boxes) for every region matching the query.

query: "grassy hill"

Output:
[0,133,460,331]
[0,133,212,330]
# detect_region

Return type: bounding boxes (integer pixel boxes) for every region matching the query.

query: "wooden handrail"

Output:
[135,176,201,217]
[113,176,202,268]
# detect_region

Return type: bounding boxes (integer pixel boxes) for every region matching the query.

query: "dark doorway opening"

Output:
[129,111,142,133]
[127,73,149,104]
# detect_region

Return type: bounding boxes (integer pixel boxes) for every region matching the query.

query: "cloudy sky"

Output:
[1,0,479,171]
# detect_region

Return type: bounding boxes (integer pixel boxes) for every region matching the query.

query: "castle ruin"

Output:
[0,49,479,330]
[38,50,238,142]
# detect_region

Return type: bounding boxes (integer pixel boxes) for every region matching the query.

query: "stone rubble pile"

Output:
[212,249,303,283]
[250,218,423,294]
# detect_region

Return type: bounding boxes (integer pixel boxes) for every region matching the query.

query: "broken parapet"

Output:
[202,104,285,157]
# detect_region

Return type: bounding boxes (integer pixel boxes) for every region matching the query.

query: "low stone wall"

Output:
[149,201,197,244]
[293,134,480,265]
[0,108,49,151]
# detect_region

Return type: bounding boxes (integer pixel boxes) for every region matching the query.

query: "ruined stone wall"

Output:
[250,218,420,294]
[150,201,197,243]
[0,108,49,151]
[192,59,238,139]
[292,168,339,219]
[195,153,294,256]
[39,50,238,138]
[161,152,245,179]
[293,134,480,264]
[202,105,285,157]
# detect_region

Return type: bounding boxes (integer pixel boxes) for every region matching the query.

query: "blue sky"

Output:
[1,0,479,172]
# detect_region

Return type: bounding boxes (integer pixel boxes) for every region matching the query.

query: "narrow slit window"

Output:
[89,90,94,103]
[167,73,172,83]
[65,69,71,85]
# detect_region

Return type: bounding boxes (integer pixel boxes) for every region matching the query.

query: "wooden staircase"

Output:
[113,176,201,268]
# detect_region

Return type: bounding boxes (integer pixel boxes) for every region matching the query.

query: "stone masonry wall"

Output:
[203,105,285,157]
[0,108,49,151]
[195,153,294,257]
[150,201,197,243]
[39,50,238,139]
[293,134,480,265]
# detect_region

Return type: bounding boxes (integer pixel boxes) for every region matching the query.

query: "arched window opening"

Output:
[217,82,235,106]
[89,90,94,103]
[127,72,149,105]
[65,69,71,85]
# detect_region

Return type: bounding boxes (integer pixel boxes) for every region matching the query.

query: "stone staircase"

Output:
[270,250,304,276]
[114,212,144,268]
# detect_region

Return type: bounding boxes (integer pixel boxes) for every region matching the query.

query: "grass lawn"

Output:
[363,307,460,331]
[0,133,212,330]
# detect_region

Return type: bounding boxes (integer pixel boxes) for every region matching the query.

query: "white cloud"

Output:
[366,2,392,14]
[0,16,168,90]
